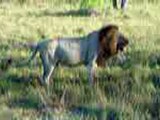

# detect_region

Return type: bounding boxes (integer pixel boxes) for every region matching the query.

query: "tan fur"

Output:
[24,24,129,85]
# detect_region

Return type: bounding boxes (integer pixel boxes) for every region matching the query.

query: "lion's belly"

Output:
[56,39,84,65]
[60,48,81,64]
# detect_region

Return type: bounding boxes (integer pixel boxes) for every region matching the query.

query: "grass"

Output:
[0,1,160,120]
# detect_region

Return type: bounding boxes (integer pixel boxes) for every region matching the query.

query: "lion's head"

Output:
[96,24,129,67]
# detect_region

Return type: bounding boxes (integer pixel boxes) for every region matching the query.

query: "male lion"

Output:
[24,24,129,85]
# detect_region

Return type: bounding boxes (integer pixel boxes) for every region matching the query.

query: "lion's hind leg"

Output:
[40,52,57,86]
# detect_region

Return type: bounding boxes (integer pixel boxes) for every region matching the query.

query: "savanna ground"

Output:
[0,0,160,120]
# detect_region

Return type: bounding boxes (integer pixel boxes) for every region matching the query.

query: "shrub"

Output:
[80,0,105,10]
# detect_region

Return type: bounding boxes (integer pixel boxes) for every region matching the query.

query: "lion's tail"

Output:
[26,45,38,64]
[19,43,39,66]
[27,43,39,64]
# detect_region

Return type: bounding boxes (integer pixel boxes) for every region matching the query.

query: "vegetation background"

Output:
[0,0,160,119]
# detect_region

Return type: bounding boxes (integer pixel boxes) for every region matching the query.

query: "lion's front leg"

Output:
[87,55,98,86]
[87,65,96,85]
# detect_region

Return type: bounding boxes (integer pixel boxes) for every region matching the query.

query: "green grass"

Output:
[0,1,160,120]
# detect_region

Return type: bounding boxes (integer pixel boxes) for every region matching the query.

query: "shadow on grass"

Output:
[53,9,100,17]
[28,9,101,17]
[8,97,40,110]
[4,74,35,84]
[151,72,160,88]
[0,73,39,96]
[0,74,41,110]
[149,52,160,68]
[71,106,119,120]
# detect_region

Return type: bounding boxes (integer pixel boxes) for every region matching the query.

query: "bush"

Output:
[80,0,105,10]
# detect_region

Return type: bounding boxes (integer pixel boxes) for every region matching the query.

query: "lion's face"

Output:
[116,33,129,53]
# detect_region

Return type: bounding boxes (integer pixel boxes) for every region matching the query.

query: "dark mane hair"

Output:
[96,24,119,67]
